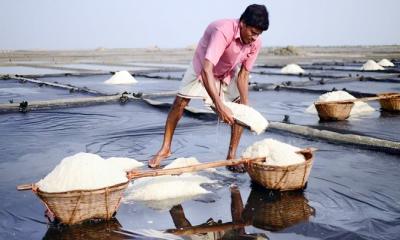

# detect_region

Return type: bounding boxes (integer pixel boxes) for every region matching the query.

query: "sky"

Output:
[1,0,399,50]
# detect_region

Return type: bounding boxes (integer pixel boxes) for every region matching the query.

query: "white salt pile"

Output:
[106,157,144,172]
[242,138,305,166]
[361,60,385,71]
[280,64,305,74]
[123,157,215,210]
[104,70,138,84]
[163,157,199,169]
[377,59,394,67]
[37,152,143,193]
[223,102,269,134]
[305,90,375,116]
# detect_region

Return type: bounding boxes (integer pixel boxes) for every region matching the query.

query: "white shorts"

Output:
[177,62,240,105]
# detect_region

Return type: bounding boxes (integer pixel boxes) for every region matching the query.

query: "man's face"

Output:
[239,21,263,44]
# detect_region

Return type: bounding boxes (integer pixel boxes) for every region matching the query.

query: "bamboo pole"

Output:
[166,221,248,235]
[17,157,266,191]
[17,183,34,191]
[127,157,266,179]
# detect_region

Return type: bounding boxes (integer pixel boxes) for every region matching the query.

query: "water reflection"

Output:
[166,184,314,239]
[166,185,269,239]
[242,184,315,231]
[43,219,124,240]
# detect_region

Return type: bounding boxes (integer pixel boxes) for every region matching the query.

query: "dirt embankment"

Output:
[1,45,399,65]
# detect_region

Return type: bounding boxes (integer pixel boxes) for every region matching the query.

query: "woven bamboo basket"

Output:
[242,188,315,231]
[35,181,129,225]
[378,92,400,112]
[245,151,314,191]
[314,101,354,121]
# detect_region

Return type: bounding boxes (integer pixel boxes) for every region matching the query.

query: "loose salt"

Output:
[223,102,269,134]
[242,138,305,166]
[123,157,214,210]
[377,59,394,67]
[36,152,143,193]
[106,157,144,172]
[104,70,138,84]
[281,64,305,74]
[361,60,384,71]
[305,90,375,116]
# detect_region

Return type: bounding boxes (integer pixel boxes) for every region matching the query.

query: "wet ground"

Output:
[0,61,399,240]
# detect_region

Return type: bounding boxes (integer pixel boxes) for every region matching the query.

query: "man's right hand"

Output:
[216,103,235,125]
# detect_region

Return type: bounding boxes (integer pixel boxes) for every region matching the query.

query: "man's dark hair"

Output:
[240,4,269,31]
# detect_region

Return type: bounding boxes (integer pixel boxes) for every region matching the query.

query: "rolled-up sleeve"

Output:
[242,40,261,71]
[205,30,228,66]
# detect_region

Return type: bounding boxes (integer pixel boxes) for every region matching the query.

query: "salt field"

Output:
[1,47,400,240]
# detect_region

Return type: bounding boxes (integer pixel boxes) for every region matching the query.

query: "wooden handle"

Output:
[166,221,248,235]
[127,157,266,180]
[17,183,34,191]
[315,93,400,105]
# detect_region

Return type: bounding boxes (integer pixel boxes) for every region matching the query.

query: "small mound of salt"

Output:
[305,90,374,116]
[377,59,394,67]
[281,64,305,74]
[163,157,200,170]
[223,102,269,135]
[37,152,143,193]
[106,157,144,172]
[104,70,138,84]
[123,157,214,210]
[361,60,385,71]
[242,138,305,166]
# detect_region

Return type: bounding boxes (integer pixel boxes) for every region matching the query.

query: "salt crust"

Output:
[361,60,385,71]
[305,90,375,116]
[104,70,138,84]
[37,152,143,193]
[377,59,394,67]
[123,157,215,210]
[280,64,305,74]
[242,138,305,166]
[223,102,269,134]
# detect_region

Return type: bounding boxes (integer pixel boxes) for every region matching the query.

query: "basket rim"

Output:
[36,180,129,195]
[248,151,313,170]
[314,101,354,106]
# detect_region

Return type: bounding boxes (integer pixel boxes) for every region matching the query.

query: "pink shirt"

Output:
[193,19,261,84]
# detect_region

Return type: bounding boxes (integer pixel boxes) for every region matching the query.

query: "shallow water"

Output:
[0,66,77,75]
[0,101,399,240]
[0,79,87,104]
[303,80,400,94]
[1,64,400,239]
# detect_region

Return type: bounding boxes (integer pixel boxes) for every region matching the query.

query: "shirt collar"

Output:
[234,19,242,42]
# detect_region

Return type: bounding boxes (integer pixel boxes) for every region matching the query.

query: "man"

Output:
[149,4,269,171]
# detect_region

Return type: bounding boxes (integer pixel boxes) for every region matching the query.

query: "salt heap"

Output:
[281,64,305,74]
[361,60,385,71]
[124,157,215,210]
[242,138,305,166]
[305,90,375,116]
[104,70,138,84]
[37,152,143,193]
[377,59,394,67]
[106,157,144,172]
[223,102,269,134]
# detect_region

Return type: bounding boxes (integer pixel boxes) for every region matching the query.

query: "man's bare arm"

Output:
[236,66,250,105]
[201,59,234,125]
